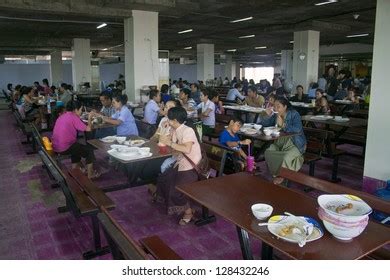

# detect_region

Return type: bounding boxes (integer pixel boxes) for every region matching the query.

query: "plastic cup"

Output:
[246,156,255,172]
[311,99,316,106]
[158,143,168,154]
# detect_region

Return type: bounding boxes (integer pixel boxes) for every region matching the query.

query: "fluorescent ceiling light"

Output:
[183,46,192,50]
[101,48,108,51]
[5,57,21,60]
[239,34,255,39]
[275,52,282,55]
[254,46,267,49]
[178,29,193,34]
[346,33,369,38]
[289,40,294,44]
[252,62,264,64]
[315,0,338,6]
[227,49,237,52]
[230,16,253,23]
[96,23,107,29]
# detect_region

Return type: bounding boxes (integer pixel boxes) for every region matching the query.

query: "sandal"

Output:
[272,176,285,186]
[179,209,195,226]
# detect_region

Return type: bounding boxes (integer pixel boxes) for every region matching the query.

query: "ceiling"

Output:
[0,0,376,63]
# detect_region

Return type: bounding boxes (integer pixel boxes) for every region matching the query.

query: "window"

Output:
[240,67,274,83]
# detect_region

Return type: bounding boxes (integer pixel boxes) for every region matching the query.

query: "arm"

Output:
[283,111,303,133]
[159,134,193,154]
[202,108,212,117]
[102,116,122,126]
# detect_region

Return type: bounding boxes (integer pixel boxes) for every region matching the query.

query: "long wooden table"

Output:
[177,173,390,260]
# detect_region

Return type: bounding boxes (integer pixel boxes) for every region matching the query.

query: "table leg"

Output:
[194,206,216,226]
[261,243,274,260]
[236,226,253,260]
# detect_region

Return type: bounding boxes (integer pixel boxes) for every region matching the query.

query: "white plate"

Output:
[100,136,116,143]
[107,149,152,161]
[310,115,333,120]
[110,145,139,155]
[335,100,353,104]
[240,128,258,135]
[267,215,323,244]
[333,118,350,122]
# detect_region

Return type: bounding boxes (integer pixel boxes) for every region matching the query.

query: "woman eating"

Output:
[261,97,306,185]
[52,101,100,179]
[156,107,201,225]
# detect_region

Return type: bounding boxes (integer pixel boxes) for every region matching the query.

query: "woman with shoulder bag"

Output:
[157,107,202,225]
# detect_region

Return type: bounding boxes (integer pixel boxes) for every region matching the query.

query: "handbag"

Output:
[182,150,210,181]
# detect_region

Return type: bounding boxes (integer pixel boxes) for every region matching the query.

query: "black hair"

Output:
[149,89,159,99]
[229,116,243,126]
[42,78,49,86]
[34,81,40,85]
[316,88,324,94]
[173,99,182,108]
[66,100,83,112]
[15,84,22,91]
[22,87,33,96]
[311,83,319,89]
[234,83,241,89]
[50,86,56,91]
[167,106,187,124]
[100,91,112,100]
[268,93,277,100]
[248,85,257,93]
[275,96,292,109]
[160,84,169,93]
[202,87,214,98]
[60,83,67,88]
[112,93,128,105]
[7,83,12,90]
[191,83,199,90]
[296,85,304,90]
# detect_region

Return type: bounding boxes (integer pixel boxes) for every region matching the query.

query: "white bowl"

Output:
[253,124,262,130]
[272,131,280,136]
[139,147,150,156]
[321,218,368,240]
[251,203,273,220]
[334,116,343,121]
[263,129,272,136]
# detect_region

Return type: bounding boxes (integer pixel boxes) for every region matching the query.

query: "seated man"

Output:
[93,91,117,138]
[226,83,245,102]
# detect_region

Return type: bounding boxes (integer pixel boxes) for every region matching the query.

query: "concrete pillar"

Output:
[197,43,214,82]
[71,38,91,91]
[234,61,240,80]
[91,62,100,92]
[124,10,158,103]
[281,50,293,84]
[50,50,63,87]
[363,0,390,193]
[225,54,233,80]
[241,67,246,80]
[292,30,320,91]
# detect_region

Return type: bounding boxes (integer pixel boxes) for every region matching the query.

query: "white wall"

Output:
[0,63,72,89]
[99,63,125,86]
[364,0,390,182]
[169,64,224,82]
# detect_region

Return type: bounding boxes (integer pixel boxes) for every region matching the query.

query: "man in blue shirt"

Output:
[226,83,245,102]
[144,89,162,125]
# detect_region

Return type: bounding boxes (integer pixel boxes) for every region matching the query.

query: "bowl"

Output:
[263,129,272,136]
[251,203,273,220]
[272,131,280,136]
[116,136,126,144]
[139,147,151,156]
[334,116,343,121]
[253,124,262,130]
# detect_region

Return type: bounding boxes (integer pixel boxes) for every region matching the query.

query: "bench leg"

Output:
[194,206,216,226]
[261,243,274,260]
[236,226,253,260]
[309,162,315,176]
[57,206,69,213]
[83,215,110,259]
[331,156,341,183]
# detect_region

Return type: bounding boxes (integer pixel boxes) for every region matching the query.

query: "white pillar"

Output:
[197,43,214,82]
[50,50,63,87]
[363,0,390,193]
[281,50,293,84]
[224,54,233,80]
[234,61,240,80]
[292,30,320,91]
[71,38,91,91]
[124,10,158,103]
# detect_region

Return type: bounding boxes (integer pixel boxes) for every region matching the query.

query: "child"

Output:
[219,116,252,171]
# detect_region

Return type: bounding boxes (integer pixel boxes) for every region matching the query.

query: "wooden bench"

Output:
[98,208,182,260]
[303,127,327,177]
[38,148,116,259]
[13,110,33,145]
[279,167,390,260]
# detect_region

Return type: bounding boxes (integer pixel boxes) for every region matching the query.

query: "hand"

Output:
[277,115,284,127]
[241,139,251,145]
[159,134,172,146]
[88,112,94,120]
[265,108,273,116]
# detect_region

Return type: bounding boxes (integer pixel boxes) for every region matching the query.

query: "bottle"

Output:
[47,97,51,114]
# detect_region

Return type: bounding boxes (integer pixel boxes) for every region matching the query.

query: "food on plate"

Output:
[335,203,353,213]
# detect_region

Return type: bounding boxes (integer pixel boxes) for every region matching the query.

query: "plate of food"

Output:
[333,117,350,122]
[318,194,372,217]
[129,139,146,147]
[267,215,323,245]
[100,136,116,143]
[310,115,333,120]
[240,127,258,135]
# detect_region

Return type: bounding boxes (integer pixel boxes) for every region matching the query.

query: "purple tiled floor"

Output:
[0,110,367,259]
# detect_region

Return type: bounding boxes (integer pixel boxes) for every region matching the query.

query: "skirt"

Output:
[264,137,304,176]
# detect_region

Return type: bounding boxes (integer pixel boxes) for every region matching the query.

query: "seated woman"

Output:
[20,87,41,125]
[196,88,216,134]
[150,100,179,141]
[261,97,306,185]
[289,85,309,103]
[144,89,163,125]
[314,96,331,115]
[344,87,360,111]
[219,116,251,171]
[160,84,171,104]
[210,91,224,114]
[156,107,201,225]
[52,101,100,179]
[95,93,138,136]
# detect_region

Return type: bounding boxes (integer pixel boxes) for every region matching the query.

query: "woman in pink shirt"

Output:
[157,107,201,225]
[52,101,99,179]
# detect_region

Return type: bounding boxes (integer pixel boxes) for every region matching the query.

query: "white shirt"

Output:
[197,99,215,127]
[144,99,160,125]
[226,88,245,101]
